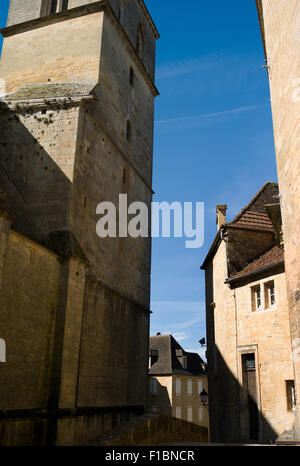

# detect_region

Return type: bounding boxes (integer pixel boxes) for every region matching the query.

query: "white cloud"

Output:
[172,332,189,342]
[186,347,207,362]
[156,104,266,126]
[151,300,205,314]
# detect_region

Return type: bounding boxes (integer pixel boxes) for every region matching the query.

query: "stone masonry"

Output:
[256,0,300,441]
[0,0,159,445]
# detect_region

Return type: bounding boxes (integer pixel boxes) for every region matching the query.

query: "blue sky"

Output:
[0,1,277,360]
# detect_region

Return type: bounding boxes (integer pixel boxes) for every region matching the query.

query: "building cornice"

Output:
[256,0,268,62]
[227,261,284,288]
[136,0,160,39]
[200,230,222,270]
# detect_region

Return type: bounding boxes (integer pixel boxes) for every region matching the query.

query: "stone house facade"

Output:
[148,334,209,433]
[201,183,295,443]
[0,0,159,445]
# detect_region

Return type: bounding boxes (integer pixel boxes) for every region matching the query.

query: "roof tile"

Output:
[229,245,284,281]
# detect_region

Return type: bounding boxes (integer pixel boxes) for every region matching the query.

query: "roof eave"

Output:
[200,229,222,270]
[255,0,268,63]
[227,260,284,286]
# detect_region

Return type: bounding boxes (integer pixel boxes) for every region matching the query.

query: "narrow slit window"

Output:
[286,380,296,411]
[136,23,144,58]
[130,67,134,86]
[126,120,131,142]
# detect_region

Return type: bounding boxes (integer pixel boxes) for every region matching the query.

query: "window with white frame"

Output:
[264,280,276,308]
[251,285,262,311]
[175,406,181,419]
[187,406,193,423]
[176,378,181,396]
[187,379,192,396]
[198,380,203,394]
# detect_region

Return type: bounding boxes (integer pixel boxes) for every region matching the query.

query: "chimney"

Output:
[216,205,227,231]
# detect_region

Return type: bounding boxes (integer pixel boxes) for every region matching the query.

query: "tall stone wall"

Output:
[0,0,158,444]
[77,279,149,409]
[0,229,61,410]
[257,0,300,438]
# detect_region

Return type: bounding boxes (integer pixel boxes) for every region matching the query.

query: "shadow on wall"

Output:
[205,264,277,444]
[0,99,75,415]
[0,100,72,245]
[149,379,172,417]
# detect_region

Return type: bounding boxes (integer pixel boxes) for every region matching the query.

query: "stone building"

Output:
[256,0,300,443]
[148,334,209,432]
[201,183,295,443]
[0,0,159,445]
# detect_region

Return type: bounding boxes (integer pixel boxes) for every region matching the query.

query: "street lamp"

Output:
[200,389,209,406]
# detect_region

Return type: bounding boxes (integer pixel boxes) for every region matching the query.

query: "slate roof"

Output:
[149,334,206,377]
[227,182,279,232]
[229,245,284,282]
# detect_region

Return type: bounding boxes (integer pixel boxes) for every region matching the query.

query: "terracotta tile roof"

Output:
[229,245,284,281]
[227,182,279,232]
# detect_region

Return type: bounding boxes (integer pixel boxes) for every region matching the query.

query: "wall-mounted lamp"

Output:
[199,338,206,347]
[200,389,209,406]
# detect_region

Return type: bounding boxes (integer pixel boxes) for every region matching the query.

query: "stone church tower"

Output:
[0,0,159,445]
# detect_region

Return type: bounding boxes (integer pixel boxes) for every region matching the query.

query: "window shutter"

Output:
[176,378,181,395]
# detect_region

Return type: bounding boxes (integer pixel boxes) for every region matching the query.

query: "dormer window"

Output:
[149,349,159,368]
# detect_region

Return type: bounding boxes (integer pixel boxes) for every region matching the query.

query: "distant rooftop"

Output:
[149,334,206,377]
